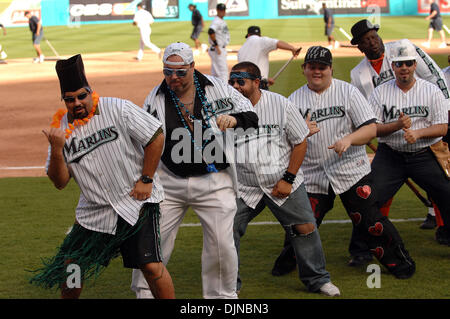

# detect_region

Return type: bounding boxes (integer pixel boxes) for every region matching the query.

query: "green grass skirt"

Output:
[28,208,150,290]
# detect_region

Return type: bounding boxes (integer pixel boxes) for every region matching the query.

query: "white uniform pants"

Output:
[138,27,161,59]
[131,164,238,299]
[208,47,228,82]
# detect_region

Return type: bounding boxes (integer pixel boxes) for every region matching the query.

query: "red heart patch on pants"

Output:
[350,212,362,225]
[356,185,371,199]
[370,246,384,259]
[368,222,384,236]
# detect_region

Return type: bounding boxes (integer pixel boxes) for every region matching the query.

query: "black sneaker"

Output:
[435,226,450,245]
[271,245,296,276]
[420,213,436,229]
[347,255,373,267]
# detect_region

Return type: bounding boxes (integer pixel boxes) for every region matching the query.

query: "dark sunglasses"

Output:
[394,60,415,68]
[163,67,190,77]
[63,92,89,103]
[228,78,246,86]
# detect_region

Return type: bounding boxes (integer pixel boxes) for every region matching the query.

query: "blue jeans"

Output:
[233,183,330,292]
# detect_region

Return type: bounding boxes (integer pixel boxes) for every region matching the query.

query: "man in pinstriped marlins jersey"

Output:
[277,46,416,279]
[30,54,175,299]
[229,61,340,297]
[208,3,230,81]
[131,42,258,299]
[369,40,450,248]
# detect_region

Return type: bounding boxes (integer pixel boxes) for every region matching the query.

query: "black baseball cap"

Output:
[303,46,332,66]
[246,26,261,38]
[216,3,226,11]
[350,19,380,45]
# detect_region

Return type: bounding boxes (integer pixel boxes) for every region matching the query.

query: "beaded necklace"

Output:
[168,73,219,173]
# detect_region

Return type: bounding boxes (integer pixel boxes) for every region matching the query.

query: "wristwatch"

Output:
[140,175,153,184]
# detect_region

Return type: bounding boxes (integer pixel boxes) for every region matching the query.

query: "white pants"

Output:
[131,164,238,299]
[138,28,161,59]
[208,47,228,82]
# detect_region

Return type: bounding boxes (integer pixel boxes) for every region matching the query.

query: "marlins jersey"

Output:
[289,79,376,195]
[443,66,450,99]
[235,90,309,208]
[133,8,154,31]
[351,39,449,100]
[209,16,230,47]
[369,78,448,152]
[237,35,278,80]
[46,97,164,235]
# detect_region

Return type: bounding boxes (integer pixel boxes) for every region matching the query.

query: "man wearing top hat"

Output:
[237,25,301,88]
[30,54,175,299]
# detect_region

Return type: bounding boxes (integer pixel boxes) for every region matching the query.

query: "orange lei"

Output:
[50,91,99,139]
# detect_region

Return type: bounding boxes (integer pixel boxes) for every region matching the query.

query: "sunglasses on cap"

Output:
[163,67,190,77]
[63,92,89,103]
[393,60,415,68]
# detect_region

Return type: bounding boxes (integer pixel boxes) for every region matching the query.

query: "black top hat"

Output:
[246,26,261,38]
[350,19,379,45]
[216,3,226,11]
[303,46,332,66]
[55,54,90,96]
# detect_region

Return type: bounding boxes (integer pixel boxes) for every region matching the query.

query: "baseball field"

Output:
[0,15,450,300]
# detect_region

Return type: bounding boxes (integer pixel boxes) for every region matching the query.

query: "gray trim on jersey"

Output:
[46,97,164,234]
[289,79,375,195]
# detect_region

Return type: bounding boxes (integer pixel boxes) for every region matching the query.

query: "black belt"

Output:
[382,143,429,156]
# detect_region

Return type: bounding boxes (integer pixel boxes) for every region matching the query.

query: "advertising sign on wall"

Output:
[150,0,179,19]
[69,0,136,22]
[278,0,390,16]
[0,0,41,26]
[417,0,450,14]
[208,0,249,17]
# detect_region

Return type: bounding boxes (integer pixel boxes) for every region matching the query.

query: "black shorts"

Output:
[119,203,162,268]
[430,17,443,31]
[32,31,43,44]
[325,24,334,36]
[191,24,203,40]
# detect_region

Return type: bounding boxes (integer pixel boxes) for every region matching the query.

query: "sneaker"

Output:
[39,54,45,63]
[326,44,333,50]
[435,226,450,245]
[271,245,296,276]
[438,42,447,49]
[348,255,373,267]
[421,42,430,48]
[319,282,341,297]
[334,40,340,49]
[32,57,40,63]
[385,244,416,279]
[0,51,7,59]
[193,49,200,56]
[420,213,436,229]
[134,56,142,61]
[201,43,208,53]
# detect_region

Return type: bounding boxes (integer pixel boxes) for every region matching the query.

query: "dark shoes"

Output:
[385,244,416,279]
[435,226,450,246]
[271,245,296,276]
[347,255,373,267]
[420,213,436,230]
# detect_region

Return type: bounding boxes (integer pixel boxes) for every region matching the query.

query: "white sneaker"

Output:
[201,43,208,53]
[319,282,341,297]
[39,54,45,63]
[0,51,6,59]
[193,49,200,56]
[326,45,333,50]
[421,42,430,48]
[334,40,340,49]
[438,42,447,49]
[32,57,40,63]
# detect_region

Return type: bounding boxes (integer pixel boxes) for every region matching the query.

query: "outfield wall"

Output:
[0,0,449,27]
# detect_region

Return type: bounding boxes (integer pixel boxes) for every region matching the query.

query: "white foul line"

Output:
[0,166,45,170]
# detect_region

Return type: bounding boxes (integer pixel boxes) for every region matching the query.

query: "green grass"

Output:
[1,175,449,299]
[1,16,449,59]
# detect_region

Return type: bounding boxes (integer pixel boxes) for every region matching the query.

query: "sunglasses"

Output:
[163,67,190,77]
[63,92,89,103]
[394,60,415,68]
[228,78,247,86]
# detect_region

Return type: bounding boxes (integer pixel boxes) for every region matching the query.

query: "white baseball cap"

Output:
[163,42,194,66]
[389,39,417,62]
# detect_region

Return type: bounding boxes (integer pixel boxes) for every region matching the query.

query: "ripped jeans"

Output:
[233,183,331,292]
